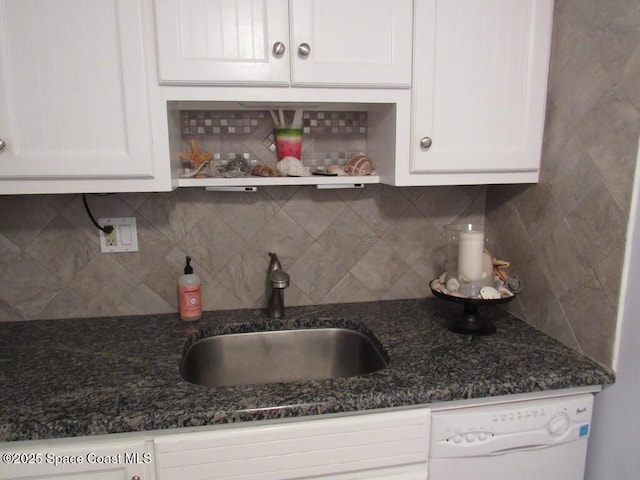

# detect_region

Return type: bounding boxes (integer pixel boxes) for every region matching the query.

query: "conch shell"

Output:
[345,154,375,175]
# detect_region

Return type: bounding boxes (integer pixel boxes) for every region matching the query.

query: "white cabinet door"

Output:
[290,0,412,87]
[0,0,155,184]
[153,0,412,87]
[409,0,554,183]
[154,0,290,85]
[0,438,153,479]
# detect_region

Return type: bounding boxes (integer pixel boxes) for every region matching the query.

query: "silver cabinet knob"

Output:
[272,42,286,56]
[420,137,432,149]
[131,476,141,480]
[0,138,6,151]
[298,43,311,57]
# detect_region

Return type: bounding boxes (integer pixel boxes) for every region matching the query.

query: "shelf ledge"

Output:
[177,175,380,188]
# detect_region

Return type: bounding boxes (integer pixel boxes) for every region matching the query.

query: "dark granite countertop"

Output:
[0,298,614,442]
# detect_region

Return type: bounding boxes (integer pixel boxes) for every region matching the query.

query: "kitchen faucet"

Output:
[267,252,290,318]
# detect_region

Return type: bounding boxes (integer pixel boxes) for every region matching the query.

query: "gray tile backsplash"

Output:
[0,185,486,322]
[0,0,638,371]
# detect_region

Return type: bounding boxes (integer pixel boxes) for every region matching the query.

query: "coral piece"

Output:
[345,154,375,175]
[180,139,213,178]
[276,156,310,177]
[251,164,280,177]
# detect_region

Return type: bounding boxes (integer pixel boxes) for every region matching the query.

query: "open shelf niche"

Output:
[166,101,399,189]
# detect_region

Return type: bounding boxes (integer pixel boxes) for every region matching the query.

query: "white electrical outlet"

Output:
[99,217,139,253]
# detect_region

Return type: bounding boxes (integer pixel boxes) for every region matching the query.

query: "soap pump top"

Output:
[184,256,194,274]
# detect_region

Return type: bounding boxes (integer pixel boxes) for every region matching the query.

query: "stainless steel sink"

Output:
[180,327,389,387]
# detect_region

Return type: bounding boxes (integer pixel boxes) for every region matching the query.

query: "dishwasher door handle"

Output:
[489,443,550,456]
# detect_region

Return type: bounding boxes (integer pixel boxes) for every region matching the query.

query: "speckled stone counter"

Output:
[0,298,614,442]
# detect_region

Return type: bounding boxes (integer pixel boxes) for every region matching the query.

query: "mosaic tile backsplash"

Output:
[179,110,368,173]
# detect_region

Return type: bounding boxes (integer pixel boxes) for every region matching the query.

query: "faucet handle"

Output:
[270,269,290,289]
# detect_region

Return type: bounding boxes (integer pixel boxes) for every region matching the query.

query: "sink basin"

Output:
[180,327,389,387]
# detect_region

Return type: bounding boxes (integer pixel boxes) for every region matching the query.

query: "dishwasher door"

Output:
[428,393,593,480]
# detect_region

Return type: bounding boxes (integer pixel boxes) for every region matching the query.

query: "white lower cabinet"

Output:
[0,438,154,480]
[154,409,431,480]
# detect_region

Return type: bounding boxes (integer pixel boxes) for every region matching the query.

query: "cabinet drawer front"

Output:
[154,409,430,479]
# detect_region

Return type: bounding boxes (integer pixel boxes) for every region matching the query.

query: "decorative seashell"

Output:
[327,165,345,175]
[482,252,493,280]
[277,156,310,177]
[480,286,501,299]
[505,275,523,293]
[345,154,375,176]
[251,164,280,177]
[445,277,460,292]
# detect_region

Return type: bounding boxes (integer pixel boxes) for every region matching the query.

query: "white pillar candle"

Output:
[458,231,485,282]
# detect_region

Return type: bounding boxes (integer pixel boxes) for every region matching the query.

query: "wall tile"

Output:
[0,196,59,249]
[559,271,617,366]
[350,239,410,297]
[565,176,627,271]
[248,209,315,270]
[283,187,346,239]
[289,243,349,303]
[577,89,640,213]
[25,215,100,285]
[40,255,139,319]
[323,273,376,304]
[347,184,412,235]
[316,207,378,271]
[0,254,59,319]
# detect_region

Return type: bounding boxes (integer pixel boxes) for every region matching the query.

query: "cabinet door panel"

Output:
[411,0,553,176]
[154,0,290,85]
[0,0,153,179]
[290,0,412,87]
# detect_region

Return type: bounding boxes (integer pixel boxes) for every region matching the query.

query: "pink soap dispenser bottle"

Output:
[178,256,202,321]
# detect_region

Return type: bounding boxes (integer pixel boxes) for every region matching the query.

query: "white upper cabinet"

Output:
[406,0,554,185]
[0,0,168,194]
[153,0,412,87]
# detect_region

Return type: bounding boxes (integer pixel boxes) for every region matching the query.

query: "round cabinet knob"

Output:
[420,137,432,149]
[272,42,286,56]
[0,138,6,151]
[547,412,570,436]
[298,43,311,57]
[131,476,141,480]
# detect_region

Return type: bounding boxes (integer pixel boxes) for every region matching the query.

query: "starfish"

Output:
[179,138,213,171]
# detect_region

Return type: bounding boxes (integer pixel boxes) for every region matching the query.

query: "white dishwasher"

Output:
[428,393,593,480]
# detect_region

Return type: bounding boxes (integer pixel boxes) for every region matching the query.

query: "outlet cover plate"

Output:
[99,217,139,253]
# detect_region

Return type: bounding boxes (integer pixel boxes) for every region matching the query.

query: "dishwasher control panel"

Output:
[430,394,593,458]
